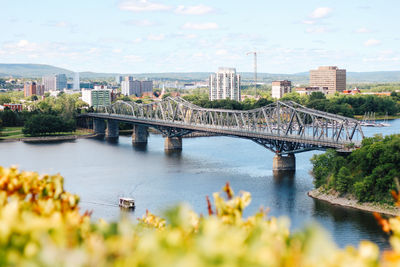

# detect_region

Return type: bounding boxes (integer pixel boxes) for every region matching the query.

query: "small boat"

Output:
[119,197,135,209]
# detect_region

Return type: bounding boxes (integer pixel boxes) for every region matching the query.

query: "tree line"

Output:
[182,92,400,117]
[311,134,400,204]
[0,93,88,136]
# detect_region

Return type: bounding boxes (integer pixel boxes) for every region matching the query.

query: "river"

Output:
[0,119,399,249]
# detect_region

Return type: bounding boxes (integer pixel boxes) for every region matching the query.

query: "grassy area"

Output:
[0,127,92,140]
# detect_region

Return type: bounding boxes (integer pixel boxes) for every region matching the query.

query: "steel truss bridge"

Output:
[83,97,364,155]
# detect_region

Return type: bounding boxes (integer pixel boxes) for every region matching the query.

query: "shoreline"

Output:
[308,188,400,216]
[0,133,97,143]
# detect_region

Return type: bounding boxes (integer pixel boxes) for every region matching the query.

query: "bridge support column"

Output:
[93,119,106,136]
[273,153,296,171]
[106,120,119,139]
[132,125,148,145]
[164,137,182,151]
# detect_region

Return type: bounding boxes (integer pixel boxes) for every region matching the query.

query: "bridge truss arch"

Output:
[93,97,364,155]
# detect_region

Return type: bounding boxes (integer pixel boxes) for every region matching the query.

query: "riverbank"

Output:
[308,188,400,216]
[0,129,96,143]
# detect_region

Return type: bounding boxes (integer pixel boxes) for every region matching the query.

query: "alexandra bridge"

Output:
[79,97,364,171]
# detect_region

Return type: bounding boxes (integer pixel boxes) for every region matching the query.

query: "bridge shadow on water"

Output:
[271,171,296,214]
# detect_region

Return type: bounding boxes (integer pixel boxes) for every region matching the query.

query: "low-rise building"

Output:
[3,103,23,111]
[271,80,292,99]
[295,86,329,96]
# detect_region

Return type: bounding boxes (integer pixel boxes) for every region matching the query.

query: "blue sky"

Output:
[1,0,399,73]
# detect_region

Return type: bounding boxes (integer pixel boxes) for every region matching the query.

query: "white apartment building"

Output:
[82,87,112,107]
[271,80,292,99]
[209,67,241,101]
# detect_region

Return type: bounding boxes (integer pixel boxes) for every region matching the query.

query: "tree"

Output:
[22,114,76,136]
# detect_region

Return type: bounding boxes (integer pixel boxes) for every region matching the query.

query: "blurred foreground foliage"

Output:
[2,166,400,266]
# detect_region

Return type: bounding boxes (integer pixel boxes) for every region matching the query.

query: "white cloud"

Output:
[302,20,316,25]
[147,34,165,41]
[355,27,371,33]
[175,5,214,15]
[310,7,332,19]
[133,38,143,43]
[119,0,171,12]
[56,21,68,27]
[215,49,228,56]
[88,48,99,54]
[182,22,218,30]
[112,48,122,53]
[364,39,381,46]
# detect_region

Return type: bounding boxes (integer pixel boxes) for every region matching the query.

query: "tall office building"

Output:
[24,82,36,97]
[121,76,153,96]
[55,74,67,90]
[271,80,292,99]
[42,74,68,91]
[73,72,80,90]
[115,75,123,84]
[209,67,241,101]
[42,76,56,91]
[309,66,346,94]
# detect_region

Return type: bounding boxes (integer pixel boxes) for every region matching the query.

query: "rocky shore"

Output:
[308,188,400,216]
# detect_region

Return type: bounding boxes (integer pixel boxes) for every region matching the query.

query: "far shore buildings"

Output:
[271,80,292,99]
[42,74,68,91]
[82,85,113,107]
[309,66,346,94]
[121,76,153,97]
[24,82,44,97]
[209,67,241,101]
[295,86,329,96]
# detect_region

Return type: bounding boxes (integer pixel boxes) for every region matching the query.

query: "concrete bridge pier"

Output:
[273,153,296,172]
[164,137,182,152]
[132,125,148,145]
[93,119,106,137]
[106,120,119,139]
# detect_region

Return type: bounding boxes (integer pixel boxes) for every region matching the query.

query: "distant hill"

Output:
[0,63,399,84]
[0,64,73,78]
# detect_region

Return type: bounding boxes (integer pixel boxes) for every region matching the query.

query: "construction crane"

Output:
[246,51,258,98]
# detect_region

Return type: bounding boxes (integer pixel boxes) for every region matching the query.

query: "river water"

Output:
[0,119,399,249]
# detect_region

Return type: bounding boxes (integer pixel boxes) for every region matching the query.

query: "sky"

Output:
[1,0,399,74]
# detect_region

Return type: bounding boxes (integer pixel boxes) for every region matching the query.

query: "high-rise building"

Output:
[42,76,56,91]
[82,87,112,107]
[115,75,123,84]
[309,66,346,94]
[36,84,45,96]
[55,74,67,90]
[73,72,80,90]
[42,74,68,91]
[121,76,153,97]
[271,80,292,99]
[209,67,241,101]
[24,82,36,97]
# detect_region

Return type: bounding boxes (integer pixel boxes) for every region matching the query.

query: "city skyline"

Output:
[1,0,399,74]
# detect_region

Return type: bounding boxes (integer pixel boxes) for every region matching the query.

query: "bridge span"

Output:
[79,97,364,171]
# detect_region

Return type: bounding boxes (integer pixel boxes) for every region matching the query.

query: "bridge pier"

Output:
[273,153,296,171]
[132,125,148,145]
[93,119,106,136]
[106,120,119,139]
[164,137,182,151]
